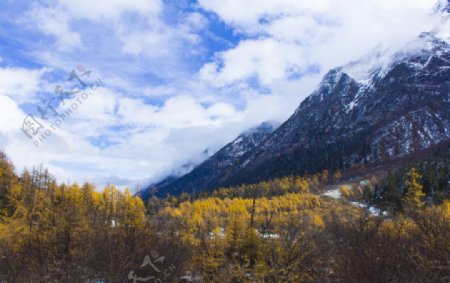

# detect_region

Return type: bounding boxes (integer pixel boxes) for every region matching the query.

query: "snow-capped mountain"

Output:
[220,121,279,161]
[141,3,450,198]
[142,121,279,197]
[227,30,450,183]
[436,0,450,13]
[138,149,213,199]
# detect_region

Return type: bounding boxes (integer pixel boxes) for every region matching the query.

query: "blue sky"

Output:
[0,0,437,189]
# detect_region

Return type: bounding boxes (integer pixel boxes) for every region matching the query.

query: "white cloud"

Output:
[116,9,207,64]
[57,0,162,21]
[0,95,26,132]
[0,79,244,189]
[141,85,177,97]
[198,0,329,32]
[23,0,163,52]
[0,67,47,103]
[200,38,311,86]
[25,6,82,51]
[0,0,442,190]
[198,0,437,88]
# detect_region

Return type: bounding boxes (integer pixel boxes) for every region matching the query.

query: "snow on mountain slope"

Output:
[436,0,450,13]
[228,30,450,185]
[141,121,280,197]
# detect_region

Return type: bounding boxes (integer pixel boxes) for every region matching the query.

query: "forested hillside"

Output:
[0,151,448,282]
[376,145,450,206]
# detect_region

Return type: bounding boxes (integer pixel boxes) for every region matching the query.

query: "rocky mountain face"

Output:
[142,5,450,198]
[226,31,450,186]
[143,121,279,197]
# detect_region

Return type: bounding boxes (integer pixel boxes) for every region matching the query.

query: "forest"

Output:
[0,151,449,282]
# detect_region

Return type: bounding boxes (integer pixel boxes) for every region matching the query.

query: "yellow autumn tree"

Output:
[403,167,425,211]
[334,169,342,182]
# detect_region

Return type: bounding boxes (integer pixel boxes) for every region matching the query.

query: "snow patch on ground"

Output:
[350,201,367,208]
[322,189,342,199]
[350,201,388,216]
[323,187,388,217]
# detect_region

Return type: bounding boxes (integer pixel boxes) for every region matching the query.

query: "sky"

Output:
[0,0,438,190]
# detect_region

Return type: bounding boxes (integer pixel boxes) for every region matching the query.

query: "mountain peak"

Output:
[141,5,450,199]
[224,121,280,160]
[242,120,280,135]
[435,0,450,13]
[162,27,450,195]
[140,121,279,197]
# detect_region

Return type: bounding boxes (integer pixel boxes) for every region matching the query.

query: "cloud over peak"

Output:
[0,0,438,189]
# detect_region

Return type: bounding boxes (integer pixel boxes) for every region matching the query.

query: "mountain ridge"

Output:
[141,6,450,199]
[140,121,280,197]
